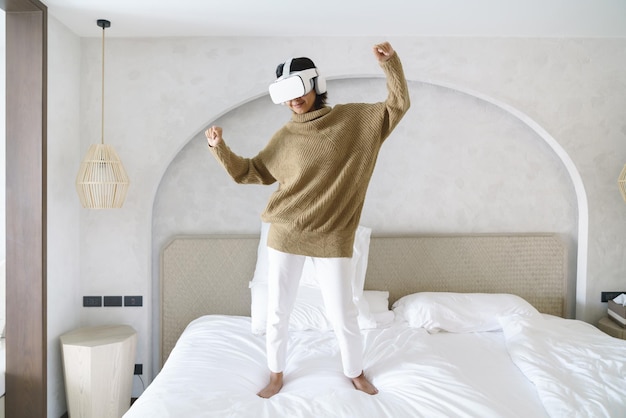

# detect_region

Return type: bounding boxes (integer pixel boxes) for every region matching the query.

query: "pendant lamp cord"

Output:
[101,24,106,145]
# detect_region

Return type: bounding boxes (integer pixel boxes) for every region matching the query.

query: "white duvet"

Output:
[125,315,625,418]
[500,315,626,418]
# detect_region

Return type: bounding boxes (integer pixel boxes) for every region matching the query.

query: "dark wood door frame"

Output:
[2,0,48,417]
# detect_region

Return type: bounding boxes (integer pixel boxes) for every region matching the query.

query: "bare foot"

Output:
[351,372,378,395]
[257,371,283,398]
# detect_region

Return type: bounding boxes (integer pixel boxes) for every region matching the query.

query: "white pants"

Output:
[266,248,363,378]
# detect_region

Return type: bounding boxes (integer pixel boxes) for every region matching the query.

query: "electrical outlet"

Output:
[124,296,143,307]
[134,364,143,375]
[83,296,102,307]
[103,296,123,307]
[601,291,626,303]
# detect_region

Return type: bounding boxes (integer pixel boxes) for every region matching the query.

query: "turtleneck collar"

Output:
[291,106,331,123]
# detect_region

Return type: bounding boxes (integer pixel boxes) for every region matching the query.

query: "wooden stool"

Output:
[60,325,137,418]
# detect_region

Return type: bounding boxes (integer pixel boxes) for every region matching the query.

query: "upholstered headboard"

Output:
[160,233,567,364]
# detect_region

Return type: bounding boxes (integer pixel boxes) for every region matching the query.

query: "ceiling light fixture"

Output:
[76,19,130,209]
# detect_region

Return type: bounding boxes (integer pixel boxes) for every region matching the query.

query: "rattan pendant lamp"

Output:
[76,19,130,209]
[619,164,626,202]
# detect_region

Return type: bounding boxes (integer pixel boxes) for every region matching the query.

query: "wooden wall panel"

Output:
[4,0,48,417]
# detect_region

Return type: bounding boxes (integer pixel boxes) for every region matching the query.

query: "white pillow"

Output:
[364,290,395,327]
[364,290,390,314]
[392,292,541,333]
[250,222,271,284]
[250,223,376,334]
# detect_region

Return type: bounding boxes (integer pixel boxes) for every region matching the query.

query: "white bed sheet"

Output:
[126,316,549,418]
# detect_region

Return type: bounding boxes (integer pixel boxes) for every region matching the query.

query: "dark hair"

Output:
[276,57,327,109]
[275,57,316,78]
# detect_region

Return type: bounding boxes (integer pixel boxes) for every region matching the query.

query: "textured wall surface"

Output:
[47,17,83,416]
[68,36,626,389]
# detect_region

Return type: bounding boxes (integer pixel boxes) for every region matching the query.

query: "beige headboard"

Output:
[160,233,567,364]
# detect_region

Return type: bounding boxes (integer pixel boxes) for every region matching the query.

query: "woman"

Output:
[205,41,410,398]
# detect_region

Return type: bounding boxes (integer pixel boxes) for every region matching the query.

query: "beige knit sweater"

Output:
[210,53,410,257]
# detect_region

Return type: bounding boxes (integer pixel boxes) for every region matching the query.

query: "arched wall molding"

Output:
[151,75,589,361]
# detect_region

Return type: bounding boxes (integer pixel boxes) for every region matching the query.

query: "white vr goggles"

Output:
[268,59,327,104]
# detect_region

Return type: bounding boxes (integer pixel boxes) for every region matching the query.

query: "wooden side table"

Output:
[60,325,137,418]
[597,316,626,339]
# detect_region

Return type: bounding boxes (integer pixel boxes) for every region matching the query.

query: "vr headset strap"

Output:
[281,58,293,78]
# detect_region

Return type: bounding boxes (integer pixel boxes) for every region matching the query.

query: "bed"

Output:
[125,227,626,418]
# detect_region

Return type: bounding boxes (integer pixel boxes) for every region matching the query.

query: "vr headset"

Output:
[268,59,327,104]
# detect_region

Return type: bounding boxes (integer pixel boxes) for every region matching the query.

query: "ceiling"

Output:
[41,0,626,38]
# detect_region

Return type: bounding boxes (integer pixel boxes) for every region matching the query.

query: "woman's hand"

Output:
[373,42,395,63]
[205,125,223,148]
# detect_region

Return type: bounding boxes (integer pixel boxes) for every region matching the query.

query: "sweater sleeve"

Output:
[209,140,276,185]
[379,53,411,139]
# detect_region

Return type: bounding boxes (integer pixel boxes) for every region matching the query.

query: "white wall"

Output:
[46,16,82,417]
[42,33,626,403]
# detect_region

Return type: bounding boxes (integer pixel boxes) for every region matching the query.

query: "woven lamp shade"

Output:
[76,144,130,209]
[620,164,626,202]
